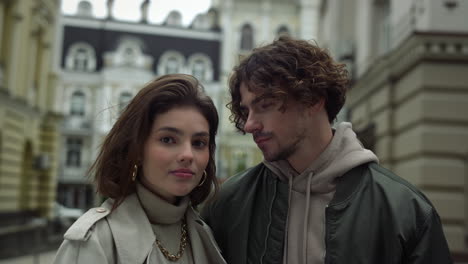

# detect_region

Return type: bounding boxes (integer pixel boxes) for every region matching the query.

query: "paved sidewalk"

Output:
[0,251,55,264]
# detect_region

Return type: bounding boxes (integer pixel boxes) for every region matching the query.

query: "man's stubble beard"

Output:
[263,126,307,162]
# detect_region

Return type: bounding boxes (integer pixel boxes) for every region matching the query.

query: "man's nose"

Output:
[243,113,261,134]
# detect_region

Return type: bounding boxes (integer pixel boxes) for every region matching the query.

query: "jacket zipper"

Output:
[260,179,277,264]
[324,204,330,264]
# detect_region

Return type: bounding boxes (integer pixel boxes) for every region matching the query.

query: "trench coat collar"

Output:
[103,194,226,264]
[103,194,155,264]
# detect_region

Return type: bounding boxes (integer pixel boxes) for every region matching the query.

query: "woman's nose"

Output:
[178,142,194,163]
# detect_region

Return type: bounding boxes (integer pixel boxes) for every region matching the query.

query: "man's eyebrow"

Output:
[241,94,276,108]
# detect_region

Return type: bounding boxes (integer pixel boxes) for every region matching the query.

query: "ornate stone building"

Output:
[318,0,468,259]
[54,0,222,209]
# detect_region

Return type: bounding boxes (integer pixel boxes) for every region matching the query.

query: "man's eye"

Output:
[261,102,274,109]
[160,137,175,144]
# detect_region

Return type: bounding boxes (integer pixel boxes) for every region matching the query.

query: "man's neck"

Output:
[288,126,334,173]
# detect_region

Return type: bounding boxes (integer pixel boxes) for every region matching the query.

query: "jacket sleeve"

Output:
[406,209,453,264]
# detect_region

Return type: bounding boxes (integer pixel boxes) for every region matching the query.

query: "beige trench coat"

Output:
[52,194,226,264]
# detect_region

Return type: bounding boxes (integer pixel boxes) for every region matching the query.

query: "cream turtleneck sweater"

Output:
[136,182,194,264]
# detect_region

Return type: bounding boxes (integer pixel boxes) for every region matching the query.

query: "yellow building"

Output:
[0,0,61,256]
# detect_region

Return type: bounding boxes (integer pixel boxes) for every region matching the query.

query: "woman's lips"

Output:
[171,169,195,179]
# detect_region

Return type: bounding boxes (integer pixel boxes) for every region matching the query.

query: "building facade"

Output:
[318,0,468,258]
[0,0,61,258]
[54,0,222,210]
[213,0,321,178]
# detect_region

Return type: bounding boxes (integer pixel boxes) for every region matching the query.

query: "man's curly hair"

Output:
[228,36,349,132]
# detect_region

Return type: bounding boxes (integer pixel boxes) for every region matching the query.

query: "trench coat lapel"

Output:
[187,207,226,264]
[105,194,155,264]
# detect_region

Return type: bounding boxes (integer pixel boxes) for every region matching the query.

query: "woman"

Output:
[53,74,226,264]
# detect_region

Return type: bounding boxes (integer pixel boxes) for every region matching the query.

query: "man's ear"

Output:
[308,98,325,114]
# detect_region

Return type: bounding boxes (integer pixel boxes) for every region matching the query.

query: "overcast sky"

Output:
[62,0,212,25]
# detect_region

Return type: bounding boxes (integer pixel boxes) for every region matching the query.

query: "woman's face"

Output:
[140,106,210,204]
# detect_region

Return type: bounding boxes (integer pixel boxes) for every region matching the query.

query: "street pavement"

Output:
[0,251,56,264]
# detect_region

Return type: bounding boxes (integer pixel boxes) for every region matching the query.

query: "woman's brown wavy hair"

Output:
[228,36,349,132]
[89,74,219,209]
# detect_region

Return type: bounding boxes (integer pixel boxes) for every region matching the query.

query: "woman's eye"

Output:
[160,137,175,144]
[193,140,208,148]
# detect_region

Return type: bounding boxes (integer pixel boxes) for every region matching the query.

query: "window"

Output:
[240,24,253,51]
[157,51,185,75]
[166,57,179,74]
[277,25,290,37]
[65,43,96,72]
[66,138,83,167]
[119,92,132,112]
[70,91,85,116]
[122,47,136,66]
[374,0,391,56]
[187,53,213,82]
[192,60,206,81]
[74,48,89,70]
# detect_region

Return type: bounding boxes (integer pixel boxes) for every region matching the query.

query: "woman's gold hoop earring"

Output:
[132,164,138,182]
[198,171,207,187]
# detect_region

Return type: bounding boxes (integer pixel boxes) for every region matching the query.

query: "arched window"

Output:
[157,51,185,75]
[187,53,213,82]
[119,92,133,112]
[70,91,85,116]
[240,24,253,51]
[65,42,96,72]
[166,57,179,74]
[277,25,290,37]
[74,48,89,70]
[66,138,83,167]
[192,60,205,81]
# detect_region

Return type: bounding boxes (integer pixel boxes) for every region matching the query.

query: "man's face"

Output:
[239,83,312,162]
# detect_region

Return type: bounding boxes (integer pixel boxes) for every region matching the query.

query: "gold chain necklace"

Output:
[155,217,188,262]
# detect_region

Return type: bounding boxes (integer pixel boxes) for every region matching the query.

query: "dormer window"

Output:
[65,42,96,72]
[192,60,206,81]
[157,51,185,75]
[187,53,213,82]
[166,57,179,74]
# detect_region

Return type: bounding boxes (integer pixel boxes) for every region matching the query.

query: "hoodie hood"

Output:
[263,122,378,264]
[264,122,378,193]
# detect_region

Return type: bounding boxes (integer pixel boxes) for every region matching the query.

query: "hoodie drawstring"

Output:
[302,172,313,263]
[283,174,294,263]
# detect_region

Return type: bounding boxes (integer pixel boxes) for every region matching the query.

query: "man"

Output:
[202,36,452,264]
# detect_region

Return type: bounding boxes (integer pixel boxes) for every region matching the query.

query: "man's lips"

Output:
[254,136,270,145]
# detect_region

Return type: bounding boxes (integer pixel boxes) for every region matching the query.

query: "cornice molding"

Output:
[348,32,468,108]
[62,16,222,41]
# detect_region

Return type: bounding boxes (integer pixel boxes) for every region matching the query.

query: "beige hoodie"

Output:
[263,122,379,264]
